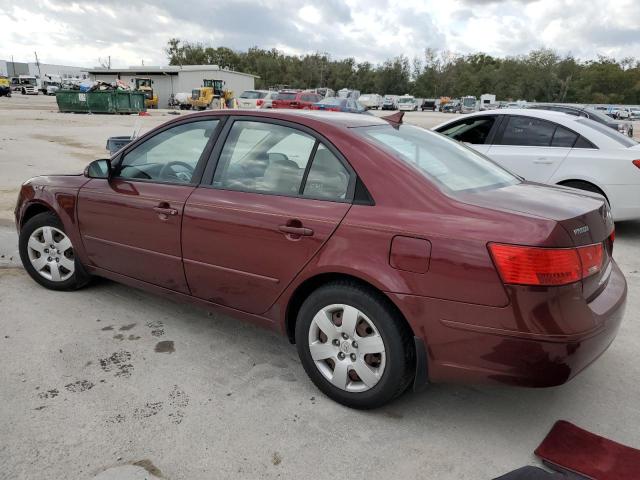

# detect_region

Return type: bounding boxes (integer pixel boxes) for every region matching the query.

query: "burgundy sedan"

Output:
[15,110,626,409]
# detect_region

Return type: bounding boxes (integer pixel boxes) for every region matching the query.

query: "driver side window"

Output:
[117,120,218,183]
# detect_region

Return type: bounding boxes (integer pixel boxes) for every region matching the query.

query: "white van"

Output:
[397,95,418,111]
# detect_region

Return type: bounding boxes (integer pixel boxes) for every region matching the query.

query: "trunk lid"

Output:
[459,182,615,299]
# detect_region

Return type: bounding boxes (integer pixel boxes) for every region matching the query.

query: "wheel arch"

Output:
[556,178,609,201]
[20,201,56,230]
[283,271,415,345]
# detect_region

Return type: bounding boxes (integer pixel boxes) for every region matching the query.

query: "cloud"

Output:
[1,0,639,69]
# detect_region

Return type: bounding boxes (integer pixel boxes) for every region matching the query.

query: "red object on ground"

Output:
[535,420,640,480]
[138,111,151,116]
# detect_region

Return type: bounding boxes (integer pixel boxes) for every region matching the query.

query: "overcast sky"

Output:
[1,0,639,68]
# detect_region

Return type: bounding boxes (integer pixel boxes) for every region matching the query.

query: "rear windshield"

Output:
[576,118,637,147]
[240,90,266,99]
[398,98,414,103]
[355,124,519,193]
[276,93,297,101]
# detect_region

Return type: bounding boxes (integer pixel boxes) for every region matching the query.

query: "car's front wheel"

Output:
[19,212,90,291]
[295,281,414,409]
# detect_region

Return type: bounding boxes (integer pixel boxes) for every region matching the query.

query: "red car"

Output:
[271,90,323,109]
[15,110,626,409]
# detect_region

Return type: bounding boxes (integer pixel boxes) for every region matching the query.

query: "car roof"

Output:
[180,108,388,128]
[463,108,581,122]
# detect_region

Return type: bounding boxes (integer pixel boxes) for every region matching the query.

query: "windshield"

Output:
[398,97,414,103]
[356,124,519,193]
[463,97,476,107]
[240,90,266,99]
[576,118,637,147]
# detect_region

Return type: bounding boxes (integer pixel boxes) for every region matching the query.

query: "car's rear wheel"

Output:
[295,281,414,409]
[19,212,90,291]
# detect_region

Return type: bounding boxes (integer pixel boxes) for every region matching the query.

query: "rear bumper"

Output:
[389,260,627,387]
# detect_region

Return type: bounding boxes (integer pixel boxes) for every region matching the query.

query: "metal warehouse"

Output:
[88,65,258,108]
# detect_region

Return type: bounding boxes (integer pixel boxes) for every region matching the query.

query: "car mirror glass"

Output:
[84,159,111,179]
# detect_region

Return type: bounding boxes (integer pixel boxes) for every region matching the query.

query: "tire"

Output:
[19,212,90,291]
[295,280,415,409]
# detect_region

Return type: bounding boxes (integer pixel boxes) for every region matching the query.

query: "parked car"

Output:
[381,96,397,110]
[15,110,625,408]
[441,101,460,113]
[357,94,383,110]
[237,90,271,109]
[420,99,437,111]
[397,95,418,111]
[607,107,630,120]
[271,91,323,109]
[529,104,633,137]
[310,97,368,113]
[629,106,640,120]
[434,109,640,220]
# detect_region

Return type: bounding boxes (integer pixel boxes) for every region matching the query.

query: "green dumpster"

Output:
[55,90,147,114]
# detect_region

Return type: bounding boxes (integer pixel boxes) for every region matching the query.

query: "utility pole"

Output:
[11,55,15,77]
[34,51,42,78]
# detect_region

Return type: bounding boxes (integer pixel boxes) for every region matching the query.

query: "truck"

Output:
[41,74,62,95]
[12,75,39,95]
[357,93,383,110]
[479,94,496,110]
[189,79,227,110]
[0,76,11,97]
[133,78,158,109]
[460,95,477,114]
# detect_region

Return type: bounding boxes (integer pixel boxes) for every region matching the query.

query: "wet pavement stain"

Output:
[128,334,141,340]
[132,459,164,478]
[64,380,94,393]
[99,350,134,378]
[132,402,163,419]
[37,389,59,399]
[119,323,137,331]
[101,326,114,331]
[154,341,174,354]
[151,329,164,337]
[113,334,124,340]
[34,405,47,411]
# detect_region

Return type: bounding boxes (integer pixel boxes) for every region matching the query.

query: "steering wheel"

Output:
[159,161,195,182]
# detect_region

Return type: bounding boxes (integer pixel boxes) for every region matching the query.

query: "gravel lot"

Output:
[0,95,639,480]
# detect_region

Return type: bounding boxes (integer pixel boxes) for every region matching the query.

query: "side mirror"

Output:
[84,159,112,179]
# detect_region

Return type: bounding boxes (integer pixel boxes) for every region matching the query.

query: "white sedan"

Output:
[434,109,640,221]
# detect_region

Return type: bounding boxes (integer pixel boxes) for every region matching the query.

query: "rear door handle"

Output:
[278,225,314,236]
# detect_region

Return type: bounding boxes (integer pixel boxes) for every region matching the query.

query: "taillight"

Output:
[633,160,640,169]
[256,99,264,106]
[488,243,604,286]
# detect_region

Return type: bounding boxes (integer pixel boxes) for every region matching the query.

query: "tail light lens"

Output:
[256,99,264,106]
[633,160,640,169]
[489,243,604,286]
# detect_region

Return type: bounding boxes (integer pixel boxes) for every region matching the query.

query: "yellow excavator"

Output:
[189,79,234,110]
[134,77,158,109]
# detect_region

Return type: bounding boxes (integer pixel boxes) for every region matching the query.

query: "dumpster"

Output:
[55,90,147,114]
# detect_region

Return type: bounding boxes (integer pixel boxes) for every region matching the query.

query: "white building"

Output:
[88,65,258,108]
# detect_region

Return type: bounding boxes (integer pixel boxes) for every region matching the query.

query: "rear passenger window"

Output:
[303,144,350,201]
[574,136,597,149]
[551,126,578,147]
[499,116,555,146]
[213,121,315,195]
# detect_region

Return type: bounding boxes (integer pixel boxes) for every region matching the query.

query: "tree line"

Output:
[166,39,640,104]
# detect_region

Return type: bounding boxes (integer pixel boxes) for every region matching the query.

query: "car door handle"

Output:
[278,225,314,236]
[153,203,178,216]
[533,158,553,165]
